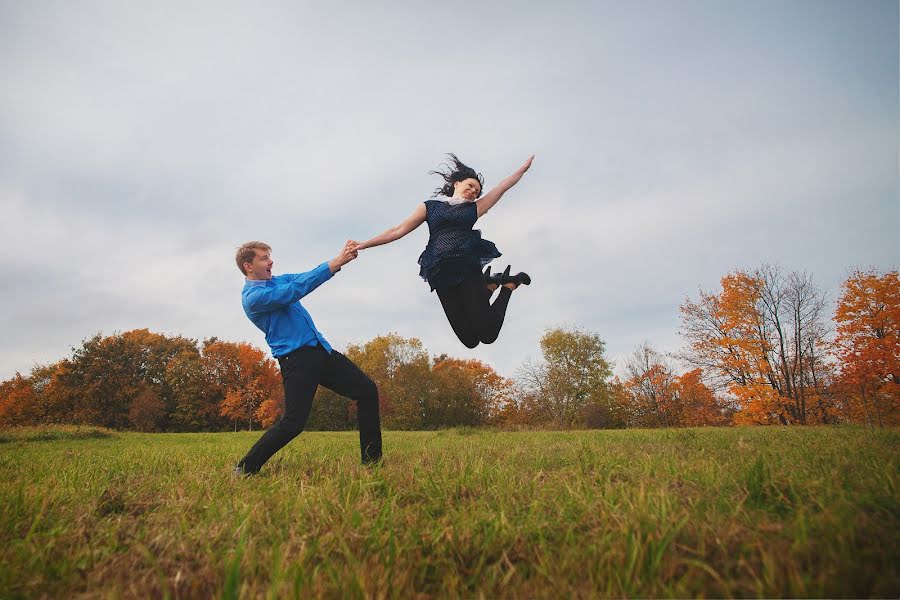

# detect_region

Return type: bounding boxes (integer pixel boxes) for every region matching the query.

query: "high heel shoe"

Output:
[511,272,532,286]
[486,265,508,287]
[487,266,531,287]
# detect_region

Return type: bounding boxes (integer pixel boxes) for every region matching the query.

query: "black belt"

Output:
[278,342,326,363]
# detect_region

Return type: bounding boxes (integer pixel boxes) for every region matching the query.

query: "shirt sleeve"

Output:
[244,262,334,312]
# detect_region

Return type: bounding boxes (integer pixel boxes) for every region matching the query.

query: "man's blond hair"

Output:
[236,241,271,275]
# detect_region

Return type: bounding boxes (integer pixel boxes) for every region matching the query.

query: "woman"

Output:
[353,154,534,348]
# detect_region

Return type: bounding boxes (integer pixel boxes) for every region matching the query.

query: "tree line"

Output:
[0,267,896,431]
[678,266,897,426]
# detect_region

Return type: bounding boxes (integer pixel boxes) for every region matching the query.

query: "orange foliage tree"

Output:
[832,269,899,426]
[622,343,729,427]
[255,396,284,429]
[673,369,732,427]
[0,330,287,432]
[428,356,513,427]
[680,265,833,425]
[0,373,39,427]
[205,340,282,431]
[220,383,268,431]
[623,343,678,427]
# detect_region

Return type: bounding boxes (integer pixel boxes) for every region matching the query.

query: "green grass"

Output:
[0,426,897,598]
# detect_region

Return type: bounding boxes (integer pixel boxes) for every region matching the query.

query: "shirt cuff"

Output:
[318,261,336,278]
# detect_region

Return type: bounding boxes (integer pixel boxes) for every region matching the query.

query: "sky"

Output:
[1,0,897,383]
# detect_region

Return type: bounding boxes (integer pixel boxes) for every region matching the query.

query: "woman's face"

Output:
[452,178,482,201]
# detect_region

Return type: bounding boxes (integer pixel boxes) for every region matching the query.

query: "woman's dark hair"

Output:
[429,154,484,198]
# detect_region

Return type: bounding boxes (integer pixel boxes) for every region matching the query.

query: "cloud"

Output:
[0,0,896,381]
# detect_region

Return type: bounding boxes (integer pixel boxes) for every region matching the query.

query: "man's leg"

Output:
[319,351,383,464]
[237,346,327,473]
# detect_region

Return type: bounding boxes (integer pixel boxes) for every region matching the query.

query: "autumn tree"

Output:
[345,334,429,430]
[204,340,282,431]
[221,383,267,431]
[45,330,194,428]
[672,369,733,427]
[623,343,678,427]
[832,269,899,426]
[255,396,285,429]
[128,386,166,432]
[20,362,72,425]
[582,378,628,429]
[55,334,141,427]
[426,357,511,428]
[0,331,286,432]
[0,373,39,427]
[491,387,543,429]
[680,265,832,425]
[165,348,226,431]
[620,344,728,427]
[517,327,613,428]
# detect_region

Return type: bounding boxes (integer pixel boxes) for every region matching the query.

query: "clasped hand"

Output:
[335,240,360,268]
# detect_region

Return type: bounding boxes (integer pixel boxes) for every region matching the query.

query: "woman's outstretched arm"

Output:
[475,155,534,218]
[354,203,427,251]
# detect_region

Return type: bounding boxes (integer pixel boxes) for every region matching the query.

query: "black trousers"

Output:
[436,275,513,349]
[238,344,382,473]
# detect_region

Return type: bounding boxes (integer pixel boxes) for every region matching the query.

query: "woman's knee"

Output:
[461,335,480,349]
[447,322,480,348]
[479,332,499,345]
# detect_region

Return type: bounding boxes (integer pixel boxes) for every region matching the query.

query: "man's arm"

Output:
[245,264,332,312]
[246,241,358,312]
[328,240,358,272]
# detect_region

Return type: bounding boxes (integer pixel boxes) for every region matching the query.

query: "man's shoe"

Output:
[232,463,256,478]
[362,454,384,468]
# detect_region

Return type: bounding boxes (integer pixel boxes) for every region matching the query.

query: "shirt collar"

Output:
[244,278,269,286]
[441,195,472,206]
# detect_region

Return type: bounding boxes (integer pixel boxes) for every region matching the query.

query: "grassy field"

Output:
[0,426,897,598]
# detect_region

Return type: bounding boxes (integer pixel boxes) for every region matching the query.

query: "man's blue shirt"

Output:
[242,262,334,357]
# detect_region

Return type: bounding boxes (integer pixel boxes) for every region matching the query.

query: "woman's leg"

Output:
[462,275,513,344]
[445,275,513,345]
[437,285,481,348]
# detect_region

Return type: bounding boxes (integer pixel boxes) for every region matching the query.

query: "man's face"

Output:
[245,248,273,280]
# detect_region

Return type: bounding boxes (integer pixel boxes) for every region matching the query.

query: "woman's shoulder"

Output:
[423,197,451,211]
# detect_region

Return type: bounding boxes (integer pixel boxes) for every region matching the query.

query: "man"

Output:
[233,240,382,474]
